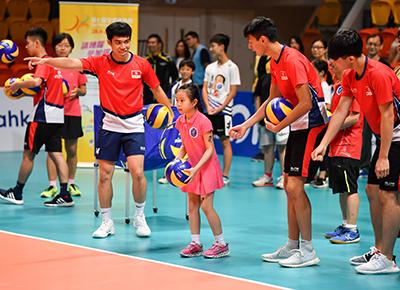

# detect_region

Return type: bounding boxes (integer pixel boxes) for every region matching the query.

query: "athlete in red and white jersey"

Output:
[81,53,159,133]
[271,45,328,131]
[29,55,64,124]
[329,82,363,159]
[341,57,400,142]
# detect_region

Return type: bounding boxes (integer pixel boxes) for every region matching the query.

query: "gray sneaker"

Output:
[355,253,400,274]
[349,246,379,265]
[279,248,320,268]
[261,245,293,262]
[253,174,274,187]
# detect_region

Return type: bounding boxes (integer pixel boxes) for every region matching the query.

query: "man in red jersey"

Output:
[26,22,173,239]
[1,27,73,207]
[312,29,400,275]
[230,16,328,268]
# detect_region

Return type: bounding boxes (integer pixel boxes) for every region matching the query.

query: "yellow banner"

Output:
[59,2,139,166]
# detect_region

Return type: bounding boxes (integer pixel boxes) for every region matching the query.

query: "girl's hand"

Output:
[69,84,78,100]
[184,167,198,184]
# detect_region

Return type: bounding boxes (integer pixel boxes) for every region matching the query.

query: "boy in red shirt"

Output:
[26,22,173,238]
[230,17,328,268]
[312,29,400,274]
[0,27,73,207]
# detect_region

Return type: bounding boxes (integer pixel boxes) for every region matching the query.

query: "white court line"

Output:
[0,229,294,290]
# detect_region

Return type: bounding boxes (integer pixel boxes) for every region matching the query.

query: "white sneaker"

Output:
[279,247,320,268]
[252,174,274,187]
[276,175,284,189]
[133,213,151,237]
[261,245,293,262]
[92,219,115,238]
[355,253,400,274]
[158,177,169,184]
[349,246,380,265]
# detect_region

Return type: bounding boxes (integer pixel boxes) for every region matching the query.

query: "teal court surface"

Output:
[0,151,399,289]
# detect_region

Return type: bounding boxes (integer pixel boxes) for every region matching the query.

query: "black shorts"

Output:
[24,122,62,154]
[284,125,327,177]
[61,115,83,139]
[205,114,232,137]
[368,142,400,191]
[328,157,359,194]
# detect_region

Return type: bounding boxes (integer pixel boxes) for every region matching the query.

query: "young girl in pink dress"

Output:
[174,83,228,258]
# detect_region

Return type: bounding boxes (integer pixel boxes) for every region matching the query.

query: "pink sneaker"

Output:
[203,242,230,258]
[180,241,203,257]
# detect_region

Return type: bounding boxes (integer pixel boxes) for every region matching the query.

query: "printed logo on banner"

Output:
[65,15,90,33]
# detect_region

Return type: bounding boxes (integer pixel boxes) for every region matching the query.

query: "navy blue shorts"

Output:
[96,128,145,162]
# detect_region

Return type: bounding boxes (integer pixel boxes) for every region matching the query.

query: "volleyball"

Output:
[164,158,192,187]
[265,97,294,125]
[0,39,19,63]
[4,78,24,99]
[62,78,69,96]
[20,73,40,96]
[159,124,182,159]
[146,103,171,130]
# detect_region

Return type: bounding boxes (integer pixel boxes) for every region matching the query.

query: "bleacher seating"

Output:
[29,18,54,40]
[371,0,392,26]
[316,0,341,27]
[0,0,7,21]
[13,40,30,64]
[379,27,398,58]
[9,19,30,41]
[392,0,400,25]
[6,0,29,24]
[51,18,59,36]
[11,63,31,78]
[0,19,9,39]
[29,0,50,19]
[0,63,12,85]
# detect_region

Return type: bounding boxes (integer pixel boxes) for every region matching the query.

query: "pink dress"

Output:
[175,110,224,195]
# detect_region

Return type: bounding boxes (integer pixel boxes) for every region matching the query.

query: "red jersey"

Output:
[61,69,88,116]
[329,82,363,159]
[28,55,64,124]
[341,57,400,142]
[80,52,160,133]
[271,45,328,131]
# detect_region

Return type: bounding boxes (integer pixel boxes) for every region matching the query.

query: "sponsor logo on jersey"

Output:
[365,86,373,96]
[107,70,115,76]
[337,85,343,95]
[190,127,198,138]
[290,166,300,172]
[280,71,288,80]
[132,70,142,79]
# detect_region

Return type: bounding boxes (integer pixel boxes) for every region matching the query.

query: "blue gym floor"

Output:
[0,151,399,289]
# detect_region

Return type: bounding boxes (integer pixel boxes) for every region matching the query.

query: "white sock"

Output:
[101,207,112,220]
[214,233,226,245]
[191,234,200,245]
[135,201,146,215]
[342,220,347,226]
[68,178,74,186]
[301,239,313,251]
[286,238,299,249]
[345,224,357,232]
[49,179,57,188]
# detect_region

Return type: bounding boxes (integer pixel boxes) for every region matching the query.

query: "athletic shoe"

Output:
[261,245,293,262]
[252,174,274,187]
[180,241,203,257]
[251,152,264,162]
[330,228,360,244]
[279,247,320,268]
[0,188,23,205]
[359,169,369,178]
[324,225,345,238]
[203,242,230,258]
[69,184,81,196]
[158,177,169,184]
[44,194,75,207]
[223,176,230,186]
[276,175,284,189]
[304,179,316,186]
[92,219,115,238]
[40,186,58,198]
[355,253,400,274]
[313,177,327,188]
[349,246,380,266]
[133,213,151,237]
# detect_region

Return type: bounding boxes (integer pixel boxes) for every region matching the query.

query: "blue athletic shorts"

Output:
[95,128,145,162]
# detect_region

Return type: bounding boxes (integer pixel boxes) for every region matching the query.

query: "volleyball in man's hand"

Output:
[0,39,19,63]
[265,97,294,125]
[164,158,192,187]
[20,73,41,95]
[62,78,69,96]
[146,103,171,130]
[4,77,23,99]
